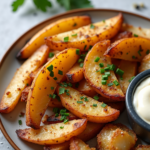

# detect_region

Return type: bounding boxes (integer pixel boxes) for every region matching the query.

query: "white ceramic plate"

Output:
[1,9,150,150]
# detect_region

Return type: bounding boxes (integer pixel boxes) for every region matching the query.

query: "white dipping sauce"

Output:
[133,77,150,124]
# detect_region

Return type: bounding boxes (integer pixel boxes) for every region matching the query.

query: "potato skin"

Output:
[84,40,124,101]
[45,14,123,51]
[17,16,91,59]
[105,37,150,62]
[26,48,79,129]
[0,45,49,113]
[20,86,31,102]
[57,86,120,123]
[66,63,84,83]
[16,119,87,145]
[135,145,150,150]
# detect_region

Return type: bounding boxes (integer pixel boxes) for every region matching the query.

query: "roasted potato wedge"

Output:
[57,85,120,123]
[29,67,42,81]
[97,124,137,150]
[66,63,84,83]
[20,86,31,102]
[111,58,121,68]
[135,145,150,150]
[0,45,49,113]
[111,31,132,42]
[16,119,87,145]
[70,137,96,150]
[84,40,124,101]
[48,97,63,108]
[17,16,91,59]
[47,51,61,62]
[117,60,137,94]
[76,79,97,97]
[105,37,150,62]
[26,48,79,129]
[42,112,78,124]
[121,23,150,39]
[45,14,123,51]
[44,122,104,150]
[139,53,150,73]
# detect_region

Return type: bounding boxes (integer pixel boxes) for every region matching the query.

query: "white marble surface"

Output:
[0,0,150,149]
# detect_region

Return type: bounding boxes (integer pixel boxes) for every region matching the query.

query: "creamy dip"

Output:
[133,77,150,124]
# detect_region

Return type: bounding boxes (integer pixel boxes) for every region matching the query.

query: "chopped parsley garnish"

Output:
[132,56,136,59]
[76,49,80,55]
[104,67,110,71]
[18,120,22,125]
[53,77,57,80]
[107,83,114,87]
[64,36,69,42]
[51,87,54,90]
[64,119,69,123]
[134,34,138,37]
[58,70,63,75]
[101,103,107,108]
[80,63,84,68]
[84,97,88,102]
[59,88,65,95]
[50,71,54,77]
[88,45,93,51]
[103,20,105,23]
[49,52,54,58]
[90,24,95,29]
[102,80,107,85]
[60,126,64,129]
[116,68,124,77]
[84,45,87,50]
[73,23,77,26]
[99,63,104,68]
[53,107,59,113]
[77,101,83,104]
[60,109,66,114]
[47,65,53,72]
[94,57,100,62]
[113,80,119,86]
[49,94,56,99]
[93,104,97,107]
[55,113,59,117]
[129,76,135,82]
[108,64,116,71]
[105,72,110,76]
[72,33,77,37]
[26,83,29,86]
[78,58,83,63]
[67,83,72,87]
[80,96,84,99]
[146,50,150,55]
[100,69,105,74]
[93,95,99,100]
[102,75,108,80]
[138,50,142,56]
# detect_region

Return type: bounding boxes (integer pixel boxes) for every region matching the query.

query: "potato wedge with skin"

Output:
[121,23,150,39]
[42,113,78,124]
[44,122,104,150]
[45,14,123,51]
[57,86,120,123]
[117,60,137,94]
[48,98,63,108]
[97,124,137,150]
[105,37,150,62]
[16,119,87,145]
[70,137,96,150]
[135,145,150,150]
[20,86,31,102]
[47,51,61,62]
[26,48,79,129]
[84,40,124,101]
[29,67,42,81]
[139,53,150,73]
[76,79,97,97]
[66,63,84,83]
[0,45,49,113]
[17,16,91,59]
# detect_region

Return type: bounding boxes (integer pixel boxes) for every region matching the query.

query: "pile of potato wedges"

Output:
[1,14,150,150]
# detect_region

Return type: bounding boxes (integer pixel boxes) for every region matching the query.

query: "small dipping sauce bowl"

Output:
[126,69,150,143]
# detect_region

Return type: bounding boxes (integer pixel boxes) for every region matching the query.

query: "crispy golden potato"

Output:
[0,45,49,113]
[121,23,150,39]
[57,85,120,123]
[26,48,79,129]
[66,63,84,83]
[139,53,150,73]
[48,97,63,108]
[76,79,97,97]
[117,60,137,94]
[97,124,137,150]
[17,16,91,59]
[29,67,42,81]
[111,58,121,68]
[42,112,78,124]
[45,14,123,51]
[84,40,124,101]
[20,86,31,102]
[111,31,132,42]
[135,145,150,150]
[105,37,150,62]
[70,137,96,150]
[47,50,61,62]
[43,122,104,150]
[16,119,87,145]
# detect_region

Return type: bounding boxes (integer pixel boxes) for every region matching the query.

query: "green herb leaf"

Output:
[18,120,22,125]
[78,58,83,63]
[129,76,135,82]
[47,65,53,72]
[80,63,84,68]
[100,69,105,74]
[113,80,119,86]
[94,57,100,62]
[53,107,59,113]
[101,103,107,108]
[77,101,83,104]
[93,104,97,107]
[59,88,65,95]
[138,50,142,56]
[53,77,57,80]
[102,80,107,85]
[133,34,138,37]
[58,70,63,75]
[93,95,99,100]
[49,52,54,58]
[103,20,105,23]
[33,0,52,12]
[76,49,80,55]
[60,126,64,129]
[90,24,95,29]
[64,36,69,42]
[12,0,25,12]
[116,68,124,77]
[64,119,69,123]
[99,63,104,68]
[72,33,77,37]
[84,45,87,50]
[84,97,88,102]
[107,83,114,87]
[146,50,150,55]
[51,87,54,90]
[50,71,54,77]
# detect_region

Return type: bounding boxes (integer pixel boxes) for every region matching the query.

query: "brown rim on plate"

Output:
[0,8,150,150]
